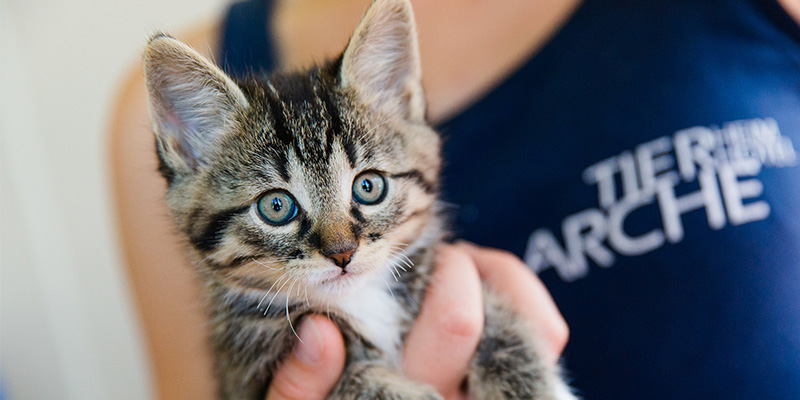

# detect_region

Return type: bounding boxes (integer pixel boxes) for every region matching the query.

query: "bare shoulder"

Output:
[108,21,221,400]
[778,0,800,24]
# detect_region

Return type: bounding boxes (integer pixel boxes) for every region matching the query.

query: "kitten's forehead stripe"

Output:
[272,149,291,182]
[314,76,346,164]
[261,72,349,166]
[342,135,359,168]
[264,84,292,146]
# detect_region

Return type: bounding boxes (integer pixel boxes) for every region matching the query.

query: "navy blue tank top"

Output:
[220,1,800,398]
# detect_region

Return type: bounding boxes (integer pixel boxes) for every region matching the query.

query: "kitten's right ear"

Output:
[143,34,249,176]
[339,0,425,124]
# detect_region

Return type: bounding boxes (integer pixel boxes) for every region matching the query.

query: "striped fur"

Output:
[143,0,577,399]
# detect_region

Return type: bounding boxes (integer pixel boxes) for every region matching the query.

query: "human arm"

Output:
[109,25,221,400]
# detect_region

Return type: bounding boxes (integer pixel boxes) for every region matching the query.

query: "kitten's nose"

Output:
[326,248,355,268]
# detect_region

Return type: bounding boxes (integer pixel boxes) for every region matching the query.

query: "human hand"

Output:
[265,243,569,400]
[402,243,569,399]
[265,315,346,400]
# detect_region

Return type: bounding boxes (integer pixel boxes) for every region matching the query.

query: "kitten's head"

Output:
[143,0,440,297]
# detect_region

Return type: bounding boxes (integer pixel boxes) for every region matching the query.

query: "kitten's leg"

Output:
[467,288,578,400]
[329,361,443,400]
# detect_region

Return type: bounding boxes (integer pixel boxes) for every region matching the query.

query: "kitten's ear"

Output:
[339,0,425,123]
[143,34,249,175]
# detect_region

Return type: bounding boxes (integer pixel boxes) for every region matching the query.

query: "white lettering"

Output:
[525,228,578,280]
[583,156,619,210]
[618,151,640,200]
[674,126,716,181]
[636,136,677,197]
[656,168,726,243]
[563,209,615,269]
[527,118,794,282]
[718,162,770,225]
[607,195,664,256]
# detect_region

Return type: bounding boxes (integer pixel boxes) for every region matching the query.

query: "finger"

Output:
[457,242,569,363]
[402,245,484,399]
[266,315,346,400]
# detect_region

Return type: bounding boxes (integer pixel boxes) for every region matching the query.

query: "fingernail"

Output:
[293,318,323,366]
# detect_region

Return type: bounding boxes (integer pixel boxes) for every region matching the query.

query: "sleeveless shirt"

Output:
[219,1,800,398]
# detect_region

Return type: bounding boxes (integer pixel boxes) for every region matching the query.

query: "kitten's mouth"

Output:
[320,266,360,285]
[325,269,358,283]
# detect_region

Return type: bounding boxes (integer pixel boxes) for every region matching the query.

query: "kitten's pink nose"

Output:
[327,249,355,268]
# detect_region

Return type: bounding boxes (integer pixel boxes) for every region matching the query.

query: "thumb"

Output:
[266,315,346,400]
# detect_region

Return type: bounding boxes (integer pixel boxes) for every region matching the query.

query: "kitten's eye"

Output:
[353,171,387,205]
[256,191,299,225]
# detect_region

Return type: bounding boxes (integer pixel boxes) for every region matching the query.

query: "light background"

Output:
[1,0,228,398]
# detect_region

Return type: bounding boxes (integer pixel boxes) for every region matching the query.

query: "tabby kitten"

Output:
[143,0,576,398]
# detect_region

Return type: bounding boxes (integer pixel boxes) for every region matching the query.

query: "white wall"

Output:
[0,0,227,398]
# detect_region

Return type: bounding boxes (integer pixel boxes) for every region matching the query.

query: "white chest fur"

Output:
[331,269,409,364]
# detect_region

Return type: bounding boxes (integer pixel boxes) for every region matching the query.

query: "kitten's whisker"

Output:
[326,296,332,320]
[379,271,397,302]
[258,274,286,310]
[400,255,415,269]
[386,246,408,254]
[384,251,407,279]
[296,278,302,298]
[257,292,270,310]
[386,249,413,272]
[386,249,406,258]
[252,259,281,271]
[392,260,408,272]
[286,278,302,342]
[392,263,403,279]
[264,276,291,316]
[388,263,400,281]
[386,247,414,269]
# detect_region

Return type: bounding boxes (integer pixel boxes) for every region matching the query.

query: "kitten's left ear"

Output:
[339,0,426,124]
[143,34,249,175]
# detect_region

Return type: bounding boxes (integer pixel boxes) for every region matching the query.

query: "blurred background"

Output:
[0,0,227,398]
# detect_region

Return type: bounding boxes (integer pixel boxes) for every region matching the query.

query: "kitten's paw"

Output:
[331,362,443,400]
[341,386,443,400]
[370,388,443,400]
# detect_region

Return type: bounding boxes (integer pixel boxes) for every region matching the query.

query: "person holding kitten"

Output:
[111,0,800,398]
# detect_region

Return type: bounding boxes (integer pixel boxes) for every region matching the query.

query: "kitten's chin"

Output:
[311,263,381,297]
